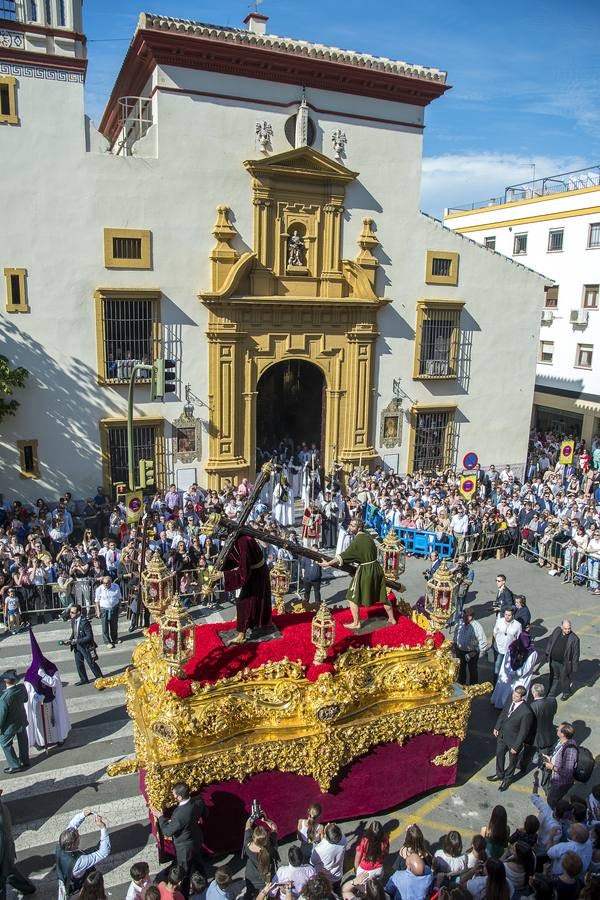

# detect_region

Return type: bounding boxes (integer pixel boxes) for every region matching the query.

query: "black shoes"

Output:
[4,766,23,774]
[561,694,570,701]
[487,774,502,782]
[74,680,89,686]
[499,780,511,792]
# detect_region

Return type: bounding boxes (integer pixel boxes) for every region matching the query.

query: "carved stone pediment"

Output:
[244,146,358,184]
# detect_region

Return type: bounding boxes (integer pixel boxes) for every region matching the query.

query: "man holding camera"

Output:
[66,605,103,686]
[449,554,474,628]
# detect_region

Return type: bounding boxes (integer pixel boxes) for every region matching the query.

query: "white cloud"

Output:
[420,152,590,220]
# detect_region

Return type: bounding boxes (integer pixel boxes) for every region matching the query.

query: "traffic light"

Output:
[114,482,127,498]
[138,458,155,489]
[151,358,177,401]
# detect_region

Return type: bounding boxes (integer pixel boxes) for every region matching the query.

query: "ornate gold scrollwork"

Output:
[432,746,459,767]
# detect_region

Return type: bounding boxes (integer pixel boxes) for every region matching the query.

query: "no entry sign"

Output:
[463,452,478,470]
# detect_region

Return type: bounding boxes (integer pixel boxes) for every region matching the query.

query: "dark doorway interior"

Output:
[256,360,325,458]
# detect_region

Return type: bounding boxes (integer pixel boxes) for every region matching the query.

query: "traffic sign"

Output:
[463,452,479,470]
[459,475,478,499]
[126,492,143,523]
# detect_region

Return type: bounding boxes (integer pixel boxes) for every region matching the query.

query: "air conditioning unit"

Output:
[541,309,554,323]
[570,309,589,325]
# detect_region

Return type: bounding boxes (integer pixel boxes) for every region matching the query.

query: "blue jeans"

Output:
[587,558,599,590]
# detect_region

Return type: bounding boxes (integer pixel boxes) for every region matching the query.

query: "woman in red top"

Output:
[343,822,389,897]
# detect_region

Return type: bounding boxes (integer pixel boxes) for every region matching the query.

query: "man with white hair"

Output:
[546,620,580,700]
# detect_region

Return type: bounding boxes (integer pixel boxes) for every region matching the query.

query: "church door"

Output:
[256,360,325,463]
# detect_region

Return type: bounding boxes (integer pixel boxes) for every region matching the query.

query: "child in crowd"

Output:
[297,803,324,863]
[3,587,21,634]
[509,815,540,849]
[189,872,208,900]
[126,861,151,900]
[434,831,468,875]
[207,870,238,900]
[157,866,185,900]
[466,835,487,871]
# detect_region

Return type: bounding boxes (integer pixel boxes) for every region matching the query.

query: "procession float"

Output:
[98,464,488,853]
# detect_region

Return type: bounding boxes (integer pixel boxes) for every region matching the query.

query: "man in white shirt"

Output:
[310,823,347,888]
[450,508,469,555]
[492,609,522,684]
[547,823,593,875]
[94,576,122,648]
[56,807,110,899]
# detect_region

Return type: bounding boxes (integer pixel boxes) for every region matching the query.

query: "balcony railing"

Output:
[447,164,600,215]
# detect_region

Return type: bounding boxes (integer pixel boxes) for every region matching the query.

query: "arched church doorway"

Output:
[256,360,325,462]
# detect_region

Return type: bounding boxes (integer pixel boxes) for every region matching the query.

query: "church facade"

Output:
[1,3,547,498]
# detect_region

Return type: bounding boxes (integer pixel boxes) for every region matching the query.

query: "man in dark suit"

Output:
[522,682,557,774]
[0,671,29,774]
[67,605,103,686]
[546,620,580,700]
[301,557,322,609]
[488,685,534,792]
[493,574,514,614]
[153,782,205,896]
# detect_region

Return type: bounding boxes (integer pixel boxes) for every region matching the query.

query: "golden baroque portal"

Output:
[198,147,390,488]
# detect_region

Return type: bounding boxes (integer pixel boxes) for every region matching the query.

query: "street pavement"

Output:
[1,552,598,897]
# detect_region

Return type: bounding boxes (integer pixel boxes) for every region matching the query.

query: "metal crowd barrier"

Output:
[363,504,455,559]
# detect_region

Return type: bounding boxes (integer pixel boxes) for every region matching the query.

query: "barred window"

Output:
[112,236,142,260]
[431,257,451,278]
[548,229,564,252]
[513,233,528,255]
[94,289,160,383]
[104,422,160,489]
[588,223,600,249]
[412,409,455,473]
[103,228,151,269]
[414,302,462,379]
[484,236,496,250]
[425,251,459,285]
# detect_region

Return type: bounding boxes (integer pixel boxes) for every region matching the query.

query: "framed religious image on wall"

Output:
[172,416,202,464]
[380,399,403,449]
[176,427,196,454]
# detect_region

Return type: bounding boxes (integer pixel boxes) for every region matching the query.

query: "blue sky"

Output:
[84,0,599,217]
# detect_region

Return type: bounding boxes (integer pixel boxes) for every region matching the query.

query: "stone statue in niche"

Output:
[255,120,273,152]
[331,129,347,160]
[287,230,306,267]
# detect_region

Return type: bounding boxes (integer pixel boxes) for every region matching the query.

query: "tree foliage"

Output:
[0,354,28,423]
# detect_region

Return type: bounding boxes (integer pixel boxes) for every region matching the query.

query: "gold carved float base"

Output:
[96,630,490,810]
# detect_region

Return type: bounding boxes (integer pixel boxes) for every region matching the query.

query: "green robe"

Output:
[339,531,387,607]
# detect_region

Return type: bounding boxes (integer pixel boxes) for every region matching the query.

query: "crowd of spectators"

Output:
[47,781,600,900]
[2,429,600,631]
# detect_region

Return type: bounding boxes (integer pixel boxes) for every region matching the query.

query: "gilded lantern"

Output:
[311,601,335,664]
[141,552,174,618]
[270,557,291,614]
[377,528,406,578]
[159,595,195,677]
[425,559,457,631]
